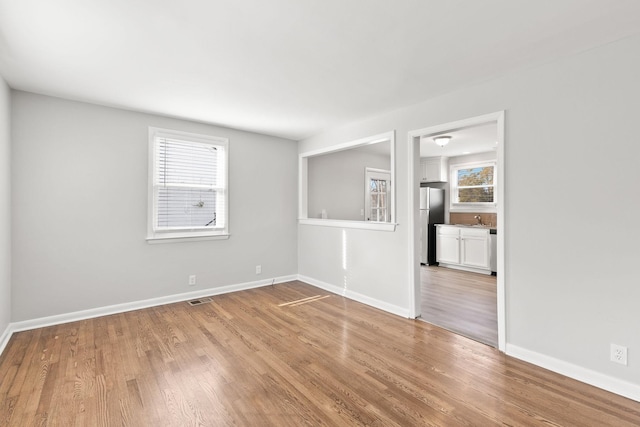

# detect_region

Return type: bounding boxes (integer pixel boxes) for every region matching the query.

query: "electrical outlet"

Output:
[610,344,628,366]
[256,265,262,274]
[188,275,197,286]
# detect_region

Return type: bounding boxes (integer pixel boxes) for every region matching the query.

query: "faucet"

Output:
[474,215,482,225]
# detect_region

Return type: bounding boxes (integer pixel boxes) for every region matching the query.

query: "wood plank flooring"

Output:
[1,281,639,426]
[420,265,498,347]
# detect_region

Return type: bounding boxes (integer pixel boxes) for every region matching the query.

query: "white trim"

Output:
[299,156,308,219]
[299,218,397,232]
[407,111,506,352]
[2,274,638,403]
[495,112,506,351]
[437,263,492,276]
[364,167,391,174]
[449,160,497,212]
[0,272,412,357]
[8,275,297,335]
[408,112,503,139]
[0,323,12,357]
[147,127,230,241]
[298,275,410,318]
[507,344,640,403]
[364,168,391,223]
[299,130,396,226]
[300,131,394,158]
[147,234,230,244]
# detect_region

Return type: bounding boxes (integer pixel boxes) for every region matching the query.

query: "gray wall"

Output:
[0,78,10,335]
[11,91,298,321]
[299,34,640,386]
[308,146,390,220]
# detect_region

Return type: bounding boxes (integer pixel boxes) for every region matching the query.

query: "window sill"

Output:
[299,218,397,232]
[147,234,230,244]
[450,204,496,213]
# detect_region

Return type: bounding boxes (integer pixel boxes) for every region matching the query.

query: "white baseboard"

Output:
[297,274,410,318]
[0,323,12,357]
[4,277,638,404]
[506,344,640,402]
[7,275,297,336]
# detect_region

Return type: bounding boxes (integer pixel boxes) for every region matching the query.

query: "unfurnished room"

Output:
[1,1,640,425]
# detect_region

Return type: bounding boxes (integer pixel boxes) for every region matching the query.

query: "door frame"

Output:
[407,111,506,351]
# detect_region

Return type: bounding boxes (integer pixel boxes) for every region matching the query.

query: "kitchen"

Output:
[417,122,499,347]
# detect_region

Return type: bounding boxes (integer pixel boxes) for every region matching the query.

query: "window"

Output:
[451,161,496,211]
[148,127,228,241]
[364,168,391,222]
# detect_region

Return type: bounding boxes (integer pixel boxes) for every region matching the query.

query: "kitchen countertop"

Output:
[437,223,498,233]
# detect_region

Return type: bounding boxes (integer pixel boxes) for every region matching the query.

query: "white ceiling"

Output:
[1,0,640,141]
[420,123,497,158]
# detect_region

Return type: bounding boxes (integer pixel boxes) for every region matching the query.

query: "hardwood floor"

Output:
[1,281,639,426]
[420,265,498,347]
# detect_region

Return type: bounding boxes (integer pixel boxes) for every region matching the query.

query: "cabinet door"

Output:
[436,229,460,264]
[461,234,490,268]
[422,157,449,182]
[419,159,429,182]
[425,158,440,182]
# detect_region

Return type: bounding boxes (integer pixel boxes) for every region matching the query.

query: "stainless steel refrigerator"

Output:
[420,187,445,265]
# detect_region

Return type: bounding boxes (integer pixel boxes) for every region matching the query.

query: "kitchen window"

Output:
[147,127,229,242]
[451,161,496,211]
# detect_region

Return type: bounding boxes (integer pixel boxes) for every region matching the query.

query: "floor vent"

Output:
[187,297,213,306]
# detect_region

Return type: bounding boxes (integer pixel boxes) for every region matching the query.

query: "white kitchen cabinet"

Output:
[420,157,448,182]
[460,228,490,269]
[419,159,428,182]
[435,226,460,265]
[436,225,491,274]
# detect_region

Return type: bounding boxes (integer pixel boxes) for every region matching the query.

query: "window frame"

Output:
[450,160,497,212]
[147,127,229,243]
[364,167,391,223]
[298,131,397,232]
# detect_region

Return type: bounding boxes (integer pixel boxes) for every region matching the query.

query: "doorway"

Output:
[420,265,498,346]
[408,111,505,351]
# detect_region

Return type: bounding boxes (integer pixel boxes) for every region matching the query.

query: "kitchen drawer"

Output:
[437,226,459,236]
[460,228,489,238]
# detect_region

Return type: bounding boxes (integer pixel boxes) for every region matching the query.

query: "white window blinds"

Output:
[148,128,228,240]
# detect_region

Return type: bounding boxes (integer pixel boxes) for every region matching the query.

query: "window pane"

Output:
[157,139,218,187]
[157,187,217,228]
[365,170,391,223]
[458,187,494,203]
[457,166,494,186]
[149,128,228,239]
[370,207,388,222]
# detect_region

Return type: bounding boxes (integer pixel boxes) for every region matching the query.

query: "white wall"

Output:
[299,34,640,391]
[11,91,298,321]
[308,146,390,220]
[0,77,10,338]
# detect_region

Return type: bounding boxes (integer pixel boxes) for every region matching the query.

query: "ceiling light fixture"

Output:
[433,136,452,147]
